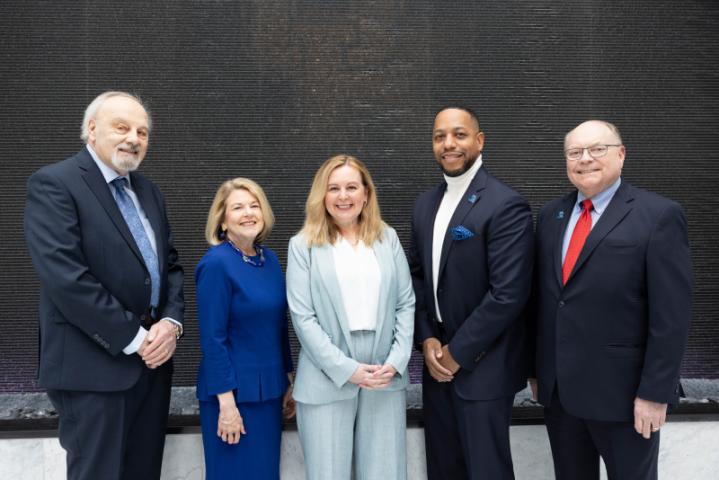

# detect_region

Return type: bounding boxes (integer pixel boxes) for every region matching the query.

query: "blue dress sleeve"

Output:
[195,251,238,397]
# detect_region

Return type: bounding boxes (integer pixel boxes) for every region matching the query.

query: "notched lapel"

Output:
[438,168,487,280]
[422,184,445,280]
[553,194,576,286]
[568,184,634,284]
[78,153,145,265]
[370,239,391,355]
[313,245,355,358]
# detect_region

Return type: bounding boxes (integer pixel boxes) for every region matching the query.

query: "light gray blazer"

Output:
[286,226,415,405]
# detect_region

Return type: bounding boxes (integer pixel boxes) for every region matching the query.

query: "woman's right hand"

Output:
[217,392,246,444]
[349,363,381,388]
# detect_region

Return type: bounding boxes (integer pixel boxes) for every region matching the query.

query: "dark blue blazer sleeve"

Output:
[637,202,692,403]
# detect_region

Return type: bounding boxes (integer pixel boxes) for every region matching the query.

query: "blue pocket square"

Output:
[451,225,475,241]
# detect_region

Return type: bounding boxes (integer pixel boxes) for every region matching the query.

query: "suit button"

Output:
[558,301,565,308]
[144,278,151,285]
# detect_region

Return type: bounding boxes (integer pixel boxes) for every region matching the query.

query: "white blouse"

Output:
[332,236,381,331]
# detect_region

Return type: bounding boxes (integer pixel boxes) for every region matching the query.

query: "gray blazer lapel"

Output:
[370,238,391,356]
[313,244,356,358]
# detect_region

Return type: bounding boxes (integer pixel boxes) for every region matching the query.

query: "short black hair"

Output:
[436,106,481,130]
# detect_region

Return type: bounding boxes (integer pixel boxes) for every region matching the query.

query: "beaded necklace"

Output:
[226,238,265,267]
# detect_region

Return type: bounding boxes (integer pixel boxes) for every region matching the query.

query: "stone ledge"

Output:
[2,379,718,433]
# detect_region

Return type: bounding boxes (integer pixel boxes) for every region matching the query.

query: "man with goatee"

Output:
[25,91,185,480]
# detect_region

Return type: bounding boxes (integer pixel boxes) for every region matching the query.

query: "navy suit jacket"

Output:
[410,167,534,400]
[532,181,692,422]
[24,147,184,392]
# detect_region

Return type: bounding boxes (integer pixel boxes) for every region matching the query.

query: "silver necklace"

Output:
[226,239,265,267]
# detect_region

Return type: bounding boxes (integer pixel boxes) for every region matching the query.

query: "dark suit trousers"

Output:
[47,363,172,480]
[423,371,515,480]
[544,389,659,480]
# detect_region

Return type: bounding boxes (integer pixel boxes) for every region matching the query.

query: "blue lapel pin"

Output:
[467,194,477,204]
[556,211,565,220]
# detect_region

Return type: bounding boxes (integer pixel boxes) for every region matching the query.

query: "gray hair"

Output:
[80,91,152,142]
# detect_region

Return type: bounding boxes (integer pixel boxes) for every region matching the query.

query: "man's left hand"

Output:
[438,345,460,374]
[633,397,667,439]
[139,320,177,369]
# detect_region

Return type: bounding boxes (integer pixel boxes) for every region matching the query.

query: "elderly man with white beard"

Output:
[24,91,185,480]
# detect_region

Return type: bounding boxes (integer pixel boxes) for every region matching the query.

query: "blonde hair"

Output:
[301,154,385,247]
[205,178,275,245]
[81,91,151,142]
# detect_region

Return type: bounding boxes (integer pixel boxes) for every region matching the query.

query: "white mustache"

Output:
[118,143,140,154]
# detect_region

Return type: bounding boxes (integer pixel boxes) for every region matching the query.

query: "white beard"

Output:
[111,149,142,173]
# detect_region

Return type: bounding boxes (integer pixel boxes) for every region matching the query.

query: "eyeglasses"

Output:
[564,144,622,161]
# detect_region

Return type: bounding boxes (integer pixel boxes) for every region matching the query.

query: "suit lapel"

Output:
[422,184,445,287]
[553,193,577,287]
[77,150,145,265]
[313,244,355,357]
[566,182,634,285]
[438,168,487,281]
[370,238,391,355]
[131,173,165,276]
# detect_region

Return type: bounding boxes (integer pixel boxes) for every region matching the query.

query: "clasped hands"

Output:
[138,319,177,369]
[423,337,460,382]
[349,363,397,389]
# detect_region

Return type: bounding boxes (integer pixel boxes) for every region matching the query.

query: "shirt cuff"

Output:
[123,326,148,355]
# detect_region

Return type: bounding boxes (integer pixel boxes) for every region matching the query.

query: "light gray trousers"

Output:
[296,330,407,480]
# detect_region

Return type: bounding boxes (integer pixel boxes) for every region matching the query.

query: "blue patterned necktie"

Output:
[111,177,160,307]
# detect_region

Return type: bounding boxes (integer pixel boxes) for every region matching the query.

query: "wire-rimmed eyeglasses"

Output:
[564,144,622,161]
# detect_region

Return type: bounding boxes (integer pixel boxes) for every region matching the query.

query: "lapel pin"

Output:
[556,211,565,220]
[467,194,478,204]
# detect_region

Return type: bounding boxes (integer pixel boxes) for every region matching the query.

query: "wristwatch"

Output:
[172,322,183,340]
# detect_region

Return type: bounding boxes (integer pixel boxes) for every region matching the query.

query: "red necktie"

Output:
[562,199,593,285]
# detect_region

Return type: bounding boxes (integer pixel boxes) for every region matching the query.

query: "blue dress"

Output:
[195,242,292,480]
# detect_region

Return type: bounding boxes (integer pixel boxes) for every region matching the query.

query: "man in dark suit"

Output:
[530,120,692,479]
[24,91,185,480]
[410,107,534,480]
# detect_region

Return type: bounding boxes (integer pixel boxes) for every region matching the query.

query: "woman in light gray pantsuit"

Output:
[286,154,415,480]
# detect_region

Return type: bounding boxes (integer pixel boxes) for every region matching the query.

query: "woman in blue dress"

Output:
[196,177,295,480]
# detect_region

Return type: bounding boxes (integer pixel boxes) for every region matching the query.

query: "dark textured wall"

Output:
[1,1,717,392]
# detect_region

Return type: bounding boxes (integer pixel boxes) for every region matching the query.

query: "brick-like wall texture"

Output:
[1,1,717,392]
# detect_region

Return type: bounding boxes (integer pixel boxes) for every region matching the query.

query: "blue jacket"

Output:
[195,243,292,403]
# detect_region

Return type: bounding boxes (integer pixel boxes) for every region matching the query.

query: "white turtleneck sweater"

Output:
[432,155,483,322]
